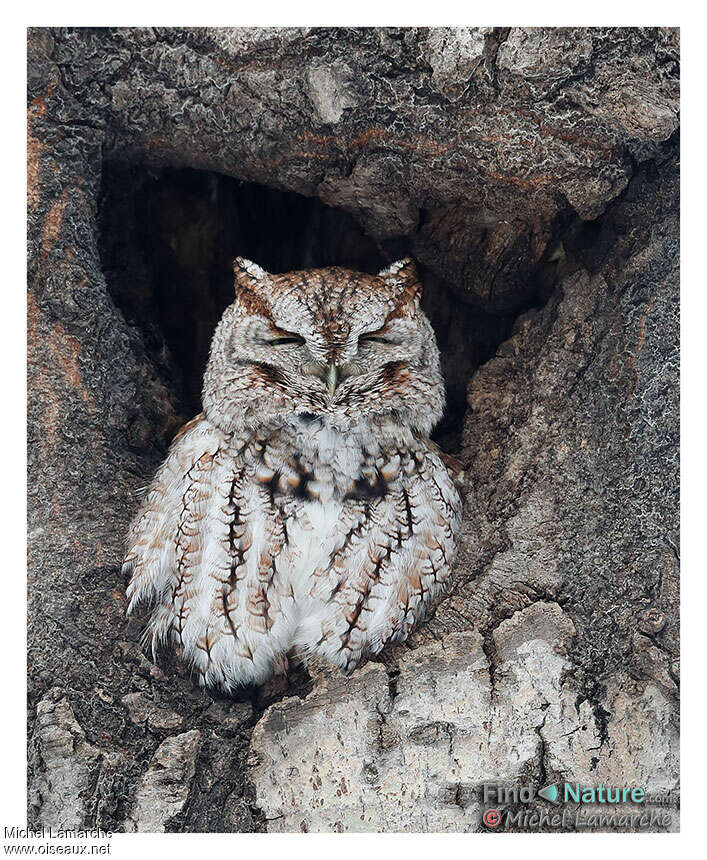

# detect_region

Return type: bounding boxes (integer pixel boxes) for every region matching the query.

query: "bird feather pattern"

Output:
[124,258,463,690]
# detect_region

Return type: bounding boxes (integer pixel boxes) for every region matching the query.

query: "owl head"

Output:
[202,257,445,435]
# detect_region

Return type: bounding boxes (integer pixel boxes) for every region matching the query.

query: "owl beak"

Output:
[326,361,339,396]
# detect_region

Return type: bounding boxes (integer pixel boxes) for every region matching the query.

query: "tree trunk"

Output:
[27,26,679,832]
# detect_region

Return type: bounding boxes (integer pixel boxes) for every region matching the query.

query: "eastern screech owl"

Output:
[124,257,463,690]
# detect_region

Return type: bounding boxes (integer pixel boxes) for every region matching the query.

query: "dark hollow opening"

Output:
[98,165,520,453]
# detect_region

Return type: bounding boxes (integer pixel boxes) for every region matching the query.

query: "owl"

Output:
[124,257,463,690]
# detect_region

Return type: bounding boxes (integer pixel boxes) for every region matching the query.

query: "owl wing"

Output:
[124,413,219,614]
[124,416,294,690]
[298,444,463,673]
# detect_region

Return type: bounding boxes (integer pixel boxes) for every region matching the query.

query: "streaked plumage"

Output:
[124,257,463,690]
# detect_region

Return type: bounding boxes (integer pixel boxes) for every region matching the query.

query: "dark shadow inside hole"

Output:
[98,165,518,453]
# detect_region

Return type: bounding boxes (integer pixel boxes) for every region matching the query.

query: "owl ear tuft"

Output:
[232,257,268,291]
[378,257,421,301]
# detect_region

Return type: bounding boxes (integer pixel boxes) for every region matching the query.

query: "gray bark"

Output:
[27,27,679,832]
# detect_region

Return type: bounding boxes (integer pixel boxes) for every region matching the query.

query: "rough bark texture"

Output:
[27,27,679,832]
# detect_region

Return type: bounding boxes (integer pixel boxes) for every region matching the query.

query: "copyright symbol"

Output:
[483,808,502,829]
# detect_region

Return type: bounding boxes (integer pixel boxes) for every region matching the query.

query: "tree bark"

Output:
[27,27,679,832]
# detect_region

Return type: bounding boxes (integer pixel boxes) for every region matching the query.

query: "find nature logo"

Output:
[482,781,649,827]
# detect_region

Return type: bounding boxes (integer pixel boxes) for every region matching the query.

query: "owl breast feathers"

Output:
[124,257,463,690]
